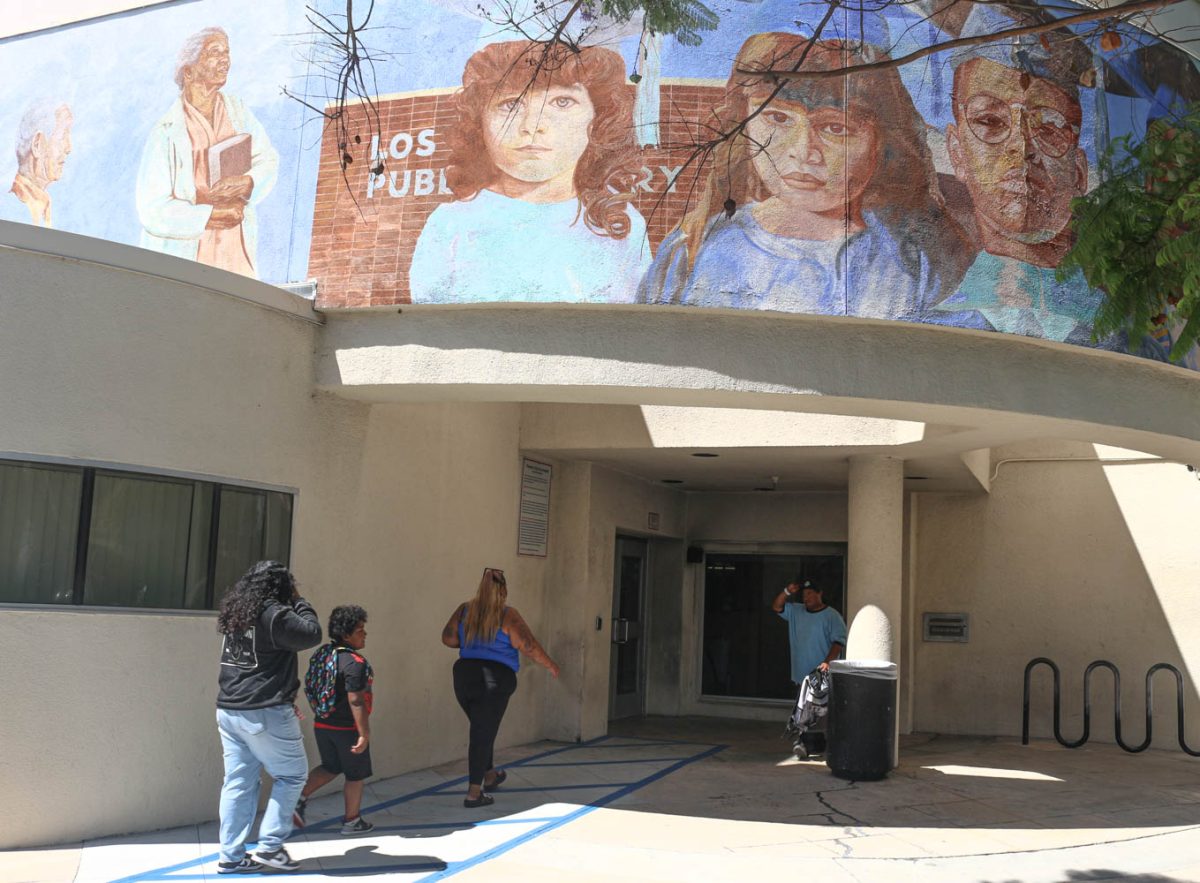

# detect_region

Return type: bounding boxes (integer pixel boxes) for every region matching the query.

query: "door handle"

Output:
[611,618,630,644]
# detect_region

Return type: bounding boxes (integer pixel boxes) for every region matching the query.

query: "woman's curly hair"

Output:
[329,604,368,643]
[217,560,296,635]
[444,40,640,239]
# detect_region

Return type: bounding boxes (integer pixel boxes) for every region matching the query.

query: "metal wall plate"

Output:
[923,612,969,642]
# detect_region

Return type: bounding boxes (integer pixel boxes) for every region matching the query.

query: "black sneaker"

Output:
[253,847,299,872]
[217,858,262,874]
[340,816,375,836]
[292,797,307,828]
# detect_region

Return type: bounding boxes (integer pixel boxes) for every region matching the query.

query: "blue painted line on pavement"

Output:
[106,735,724,883]
[301,737,610,832]
[428,782,636,794]
[295,815,564,837]
[134,860,450,880]
[522,756,690,767]
[594,736,718,746]
[107,738,608,883]
[411,743,727,882]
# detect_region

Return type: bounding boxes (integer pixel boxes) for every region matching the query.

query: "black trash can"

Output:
[826,659,897,781]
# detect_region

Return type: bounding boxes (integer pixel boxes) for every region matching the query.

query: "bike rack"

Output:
[1022,657,1200,755]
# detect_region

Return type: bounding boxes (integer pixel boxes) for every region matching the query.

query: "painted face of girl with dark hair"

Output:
[745,90,879,237]
[482,85,596,202]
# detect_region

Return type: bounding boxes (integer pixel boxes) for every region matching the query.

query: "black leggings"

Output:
[452,658,518,786]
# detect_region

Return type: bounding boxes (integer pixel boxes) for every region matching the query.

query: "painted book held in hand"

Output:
[207,133,251,187]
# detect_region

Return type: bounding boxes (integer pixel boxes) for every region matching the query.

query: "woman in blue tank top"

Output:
[441,567,560,807]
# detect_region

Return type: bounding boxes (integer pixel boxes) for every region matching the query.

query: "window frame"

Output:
[0,454,296,615]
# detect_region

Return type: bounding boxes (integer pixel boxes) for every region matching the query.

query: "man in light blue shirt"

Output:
[772,580,848,682]
[772,579,848,754]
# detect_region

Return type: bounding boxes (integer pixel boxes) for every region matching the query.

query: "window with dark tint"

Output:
[0,461,82,604]
[0,458,293,610]
[702,551,845,700]
[84,473,198,608]
[213,487,293,599]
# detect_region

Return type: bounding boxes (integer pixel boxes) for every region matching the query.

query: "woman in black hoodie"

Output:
[215,561,322,874]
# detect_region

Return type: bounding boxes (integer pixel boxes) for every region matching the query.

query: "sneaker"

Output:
[217,858,262,874]
[253,847,299,872]
[340,816,375,836]
[292,797,307,828]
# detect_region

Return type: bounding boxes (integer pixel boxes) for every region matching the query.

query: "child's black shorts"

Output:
[314,728,373,781]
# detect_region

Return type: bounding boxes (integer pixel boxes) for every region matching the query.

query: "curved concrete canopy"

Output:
[318,305,1200,463]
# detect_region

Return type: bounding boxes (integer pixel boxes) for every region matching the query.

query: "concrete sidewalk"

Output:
[5,717,1200,882]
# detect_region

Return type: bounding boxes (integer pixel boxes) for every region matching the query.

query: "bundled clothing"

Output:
[787,668,831,740]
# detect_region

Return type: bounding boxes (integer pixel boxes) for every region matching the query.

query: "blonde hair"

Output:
[463,567,507,645]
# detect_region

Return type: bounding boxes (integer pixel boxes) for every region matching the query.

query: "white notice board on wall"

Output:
[517,458,552,557]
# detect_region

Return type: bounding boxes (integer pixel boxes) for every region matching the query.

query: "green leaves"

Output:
[592,0,720,45]
[1062,103,1200,362]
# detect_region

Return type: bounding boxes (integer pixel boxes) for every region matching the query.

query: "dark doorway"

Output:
[701,550,846,700]
[609,536,648,719]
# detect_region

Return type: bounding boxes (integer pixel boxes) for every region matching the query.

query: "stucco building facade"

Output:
[2,0,1200,850]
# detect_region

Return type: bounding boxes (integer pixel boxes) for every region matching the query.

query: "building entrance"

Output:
[609,536,648,719]
[701,547,846,701]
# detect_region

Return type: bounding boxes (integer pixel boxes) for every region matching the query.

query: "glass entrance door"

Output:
[609,536,648,719]
[701,548,846,700]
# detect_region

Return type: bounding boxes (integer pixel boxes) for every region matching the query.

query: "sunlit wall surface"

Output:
[1,0,1197,365]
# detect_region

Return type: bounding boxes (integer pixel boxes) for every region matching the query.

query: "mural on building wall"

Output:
[136,27,279,276]
[10,100,72,228]
[933,6,1102,345]
[1,0,1198,367]
[409,40,649,303]
[636,29,968,319]
[0,0,302,282]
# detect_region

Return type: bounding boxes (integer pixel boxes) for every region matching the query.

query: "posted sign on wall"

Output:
[517,458,552,558]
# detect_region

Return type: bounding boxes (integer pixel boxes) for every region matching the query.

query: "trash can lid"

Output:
[829,659,898,679]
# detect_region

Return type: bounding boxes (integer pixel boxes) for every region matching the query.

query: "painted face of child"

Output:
[746,94,878,220]
[483,84,596,199]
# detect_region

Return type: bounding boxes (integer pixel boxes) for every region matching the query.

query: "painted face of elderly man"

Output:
[10,101,73,227]
[135,26,278,278]
[933,6,1107,346]
[946,9,1089,268]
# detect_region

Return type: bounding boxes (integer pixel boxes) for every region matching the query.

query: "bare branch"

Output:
[742,0,1189,81]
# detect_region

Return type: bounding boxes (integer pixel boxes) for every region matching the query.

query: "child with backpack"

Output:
[295,605,375,836]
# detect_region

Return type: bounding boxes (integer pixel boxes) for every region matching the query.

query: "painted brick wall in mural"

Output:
[308,84,712,307]
[2,0,1199,366]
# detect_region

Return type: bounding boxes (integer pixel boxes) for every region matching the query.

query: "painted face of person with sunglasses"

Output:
[948,57,1087,263]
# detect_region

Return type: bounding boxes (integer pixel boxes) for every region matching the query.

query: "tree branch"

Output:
[741,0,1188,80]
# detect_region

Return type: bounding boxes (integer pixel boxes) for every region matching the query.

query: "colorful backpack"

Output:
[304,644,343,718]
